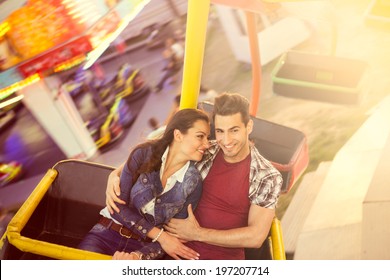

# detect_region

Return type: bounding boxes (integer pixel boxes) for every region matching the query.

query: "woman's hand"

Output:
[112,251,141,260]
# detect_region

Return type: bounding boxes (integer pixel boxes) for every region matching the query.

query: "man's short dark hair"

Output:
[213,92,251,125]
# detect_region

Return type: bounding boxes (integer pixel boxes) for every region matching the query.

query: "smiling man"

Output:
[106,92,283,260]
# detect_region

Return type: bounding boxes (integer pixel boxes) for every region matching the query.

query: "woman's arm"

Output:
[110,167,200,260]
[111,150,156,238]
[136,227,199,260]
[134,168,203,260]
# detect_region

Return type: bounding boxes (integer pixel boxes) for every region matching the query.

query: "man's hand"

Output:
[164,204,200,242]
[158,230,199,260]
[106,168,125,214]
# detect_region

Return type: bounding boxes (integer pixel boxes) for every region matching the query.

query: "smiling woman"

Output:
[77,108,210,260]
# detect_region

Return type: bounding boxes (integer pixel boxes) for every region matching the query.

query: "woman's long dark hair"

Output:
[126,108,209,183]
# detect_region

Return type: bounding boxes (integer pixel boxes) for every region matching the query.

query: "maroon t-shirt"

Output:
[187,150,251,259]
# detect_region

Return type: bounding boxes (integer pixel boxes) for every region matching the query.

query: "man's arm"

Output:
[165,204,274,248]
[106,162,125,214]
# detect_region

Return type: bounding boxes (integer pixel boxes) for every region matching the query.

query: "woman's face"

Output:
[178,120,210,162]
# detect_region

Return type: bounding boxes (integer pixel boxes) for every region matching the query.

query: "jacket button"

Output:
[138,226,143,230]
[142,178,148,183]
[156,198,161,203]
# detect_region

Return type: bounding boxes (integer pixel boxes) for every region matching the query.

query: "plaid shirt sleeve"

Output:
[248,145,283,209]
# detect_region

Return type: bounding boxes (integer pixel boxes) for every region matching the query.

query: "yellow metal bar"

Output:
[6,169,58,234]
[0,231,7,251]
[180,0,211,109]
[4,167,112,260]
[270,217,286,260]
[7,232,111,260]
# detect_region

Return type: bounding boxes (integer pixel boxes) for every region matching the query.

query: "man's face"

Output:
[214,113,253,163]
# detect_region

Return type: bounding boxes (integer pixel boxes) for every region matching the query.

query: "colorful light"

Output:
[54,54,86,72]
[0,74,41,97]
[0,22,10,37]
[0,94,24,110]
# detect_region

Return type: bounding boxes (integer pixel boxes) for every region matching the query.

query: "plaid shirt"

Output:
[195,141,283,209]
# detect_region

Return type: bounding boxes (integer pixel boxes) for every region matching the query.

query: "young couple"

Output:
[78,92,282,260]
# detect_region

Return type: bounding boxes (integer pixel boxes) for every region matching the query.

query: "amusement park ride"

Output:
[6,0,370,260]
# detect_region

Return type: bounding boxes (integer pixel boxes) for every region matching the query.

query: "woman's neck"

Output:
[165,144,187,172]
[161,144,187,187]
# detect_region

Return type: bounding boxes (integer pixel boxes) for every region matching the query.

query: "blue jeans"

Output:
[78,223,146,256]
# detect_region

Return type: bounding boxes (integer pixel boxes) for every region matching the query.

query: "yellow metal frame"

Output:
[180,0,211,109]
[2,168,111,260]
[270,217,286,260]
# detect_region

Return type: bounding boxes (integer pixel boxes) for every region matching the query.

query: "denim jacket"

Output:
[112,146,203,259]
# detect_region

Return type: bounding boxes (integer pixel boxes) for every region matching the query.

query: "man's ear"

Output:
[247,119,254,135]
